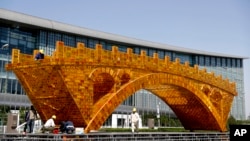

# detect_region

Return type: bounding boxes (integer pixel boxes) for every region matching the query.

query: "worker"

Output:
[23,105,38,134]
[41,115,56,133]
[130,107,140,133]
[60,120,75,134]
[35,49,44,60]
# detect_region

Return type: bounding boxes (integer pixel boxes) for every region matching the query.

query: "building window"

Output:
[205,56,210,66]
[133,47,140,54]
[62,34,75,46]
[236,59,242,68]
[222,58,226,67]
[140,48,148,55]
[198,56,205,66]
[227,58,231,67]
[48,32,55,46]
[100,41,106,49]
[39,31,47,46]
[118,45,127,52]
[211,57,216,67]
[175,53,191,64]
[148,49,155,57]
[164,51,172,61]
[157,50,164,59]
[231,59,236,67]
[87,39,98,48]
[76,36,87,46]
[106,43,112,51]
[216,57,221,67]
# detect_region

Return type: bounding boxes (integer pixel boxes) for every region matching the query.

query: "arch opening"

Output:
[86,73,222,132]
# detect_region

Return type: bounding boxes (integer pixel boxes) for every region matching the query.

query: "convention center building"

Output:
[0,9,247,127]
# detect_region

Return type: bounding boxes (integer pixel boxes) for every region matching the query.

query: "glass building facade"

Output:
[0,9,246,127]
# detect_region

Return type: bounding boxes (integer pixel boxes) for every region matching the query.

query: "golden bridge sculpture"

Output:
[6,41,237,133]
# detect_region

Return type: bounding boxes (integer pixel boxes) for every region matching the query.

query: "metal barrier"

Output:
[0,132,229,141]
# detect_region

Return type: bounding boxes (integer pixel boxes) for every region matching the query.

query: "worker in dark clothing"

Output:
[35,49,44,60]
[59,120,75,134]
[65,121,75,134]
[59,121,66,133]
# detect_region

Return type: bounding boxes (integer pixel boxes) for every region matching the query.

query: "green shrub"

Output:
[99,127,187,132]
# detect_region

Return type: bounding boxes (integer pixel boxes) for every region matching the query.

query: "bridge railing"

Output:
[6,41,237,95]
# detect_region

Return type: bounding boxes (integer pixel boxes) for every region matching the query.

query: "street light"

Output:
[157,102,160,128]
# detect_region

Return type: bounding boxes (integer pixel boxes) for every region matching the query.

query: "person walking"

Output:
[23,110,30,134]
[130,107,140,133]
[23,105,37,134]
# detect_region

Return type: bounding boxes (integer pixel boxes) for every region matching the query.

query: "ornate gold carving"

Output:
[6,41,237,133]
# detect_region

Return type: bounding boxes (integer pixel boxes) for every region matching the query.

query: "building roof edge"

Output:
[0,8,248,59]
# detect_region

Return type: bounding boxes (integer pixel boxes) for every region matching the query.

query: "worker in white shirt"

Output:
[130,108,140,133]
[41,115,56,133]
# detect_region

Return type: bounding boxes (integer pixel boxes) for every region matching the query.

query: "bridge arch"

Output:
[85,73,224,133]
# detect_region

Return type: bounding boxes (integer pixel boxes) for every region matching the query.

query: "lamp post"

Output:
[157,102,160,128]
[1,44,9,93]
[168,107,171,127]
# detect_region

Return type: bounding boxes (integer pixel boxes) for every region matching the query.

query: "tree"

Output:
[19,107,27,124]
[0,105,10,125]
[226,115,237,130]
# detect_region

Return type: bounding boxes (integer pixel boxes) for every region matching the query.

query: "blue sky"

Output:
[1,0,250,118]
